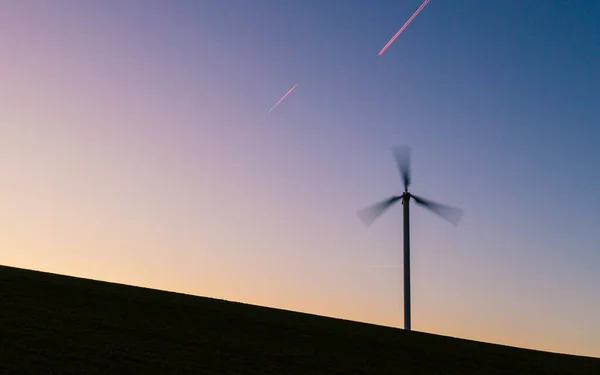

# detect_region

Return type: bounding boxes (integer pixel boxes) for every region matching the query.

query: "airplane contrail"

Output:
[378,0,431,56]
[341,264,402,269]
[268,84,299,113]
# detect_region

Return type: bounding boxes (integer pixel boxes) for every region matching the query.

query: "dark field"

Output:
[1,265,598,374]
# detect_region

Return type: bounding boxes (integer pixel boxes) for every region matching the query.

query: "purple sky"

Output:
[1,0,599,357]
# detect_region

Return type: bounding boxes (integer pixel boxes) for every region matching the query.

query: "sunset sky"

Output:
[1,0,599,357]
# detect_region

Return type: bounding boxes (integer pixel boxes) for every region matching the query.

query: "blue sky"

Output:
[1,0,599,357]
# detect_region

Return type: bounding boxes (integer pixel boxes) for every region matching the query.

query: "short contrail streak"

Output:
[341,264,402,269]
[269,84,299,113]
[378,0,431,56]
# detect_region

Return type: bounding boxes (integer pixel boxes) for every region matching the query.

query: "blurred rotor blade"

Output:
[411,194,463,226]
[357,196,402,227]
[392,146,411,191]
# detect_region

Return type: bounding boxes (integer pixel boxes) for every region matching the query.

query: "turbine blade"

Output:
[357,196,402,227]
[412,194,464,226]
[392,146,411,191]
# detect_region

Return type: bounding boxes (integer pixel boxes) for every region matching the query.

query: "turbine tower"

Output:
[357,146,463,331]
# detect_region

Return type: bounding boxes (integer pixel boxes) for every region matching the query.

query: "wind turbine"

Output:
[357,146,463,331]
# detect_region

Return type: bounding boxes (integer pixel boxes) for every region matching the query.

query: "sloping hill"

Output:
[0,265,598,374]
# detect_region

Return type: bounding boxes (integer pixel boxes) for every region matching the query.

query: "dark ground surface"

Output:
[1,265,598,374]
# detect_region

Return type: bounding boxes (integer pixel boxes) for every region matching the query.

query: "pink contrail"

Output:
[268,84,299,113]
[378,0,431,56]
[341,264,402,269]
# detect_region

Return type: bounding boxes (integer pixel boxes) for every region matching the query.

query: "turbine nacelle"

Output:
[401,192,409,204]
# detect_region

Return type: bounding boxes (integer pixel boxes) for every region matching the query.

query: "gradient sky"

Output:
[1,0,599,358]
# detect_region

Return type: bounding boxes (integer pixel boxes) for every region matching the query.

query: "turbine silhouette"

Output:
[357,146,463,331]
